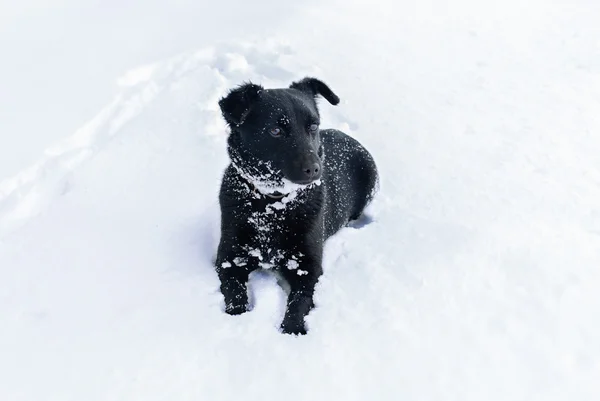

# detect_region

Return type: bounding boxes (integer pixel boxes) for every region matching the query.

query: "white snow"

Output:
[233,257,247,267]
[287,259,300,270]
[2,1,600,400]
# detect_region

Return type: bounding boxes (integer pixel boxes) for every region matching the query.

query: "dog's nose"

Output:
[302,162,321,181]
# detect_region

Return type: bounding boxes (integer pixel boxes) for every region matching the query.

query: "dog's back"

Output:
[320,129,379,238]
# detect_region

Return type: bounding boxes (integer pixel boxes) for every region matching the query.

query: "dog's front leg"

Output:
[279,254,323,335]
[215,242,257,315]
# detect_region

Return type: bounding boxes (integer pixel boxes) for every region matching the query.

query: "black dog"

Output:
[215,77,379,334]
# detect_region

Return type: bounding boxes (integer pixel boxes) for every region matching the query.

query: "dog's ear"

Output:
[289,77,340,105]
[219,82,264,126]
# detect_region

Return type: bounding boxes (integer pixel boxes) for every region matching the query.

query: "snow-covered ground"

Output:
[2,1,600,400]
[0,0,318,179]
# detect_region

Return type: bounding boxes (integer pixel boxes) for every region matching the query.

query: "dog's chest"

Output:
[238,198,308,273]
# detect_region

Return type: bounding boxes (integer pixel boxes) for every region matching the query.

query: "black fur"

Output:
[215,77,379,334]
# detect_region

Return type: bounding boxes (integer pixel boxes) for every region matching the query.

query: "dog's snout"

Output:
[302,162,321,181]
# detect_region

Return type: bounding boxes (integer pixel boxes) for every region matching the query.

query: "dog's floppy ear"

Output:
[289,77,340,105]
[219,82,264,126]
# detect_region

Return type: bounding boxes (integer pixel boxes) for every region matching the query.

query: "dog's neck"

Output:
[227,142,320,201]
[229,158,324,203]
[227,150,287,199]
[238,174,286,200]
[229,160,288,199]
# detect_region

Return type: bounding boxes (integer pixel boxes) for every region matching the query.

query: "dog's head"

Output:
[219,77,339,191]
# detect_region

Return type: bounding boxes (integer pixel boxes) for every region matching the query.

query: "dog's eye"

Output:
[269,127,282,137]
[309,124,319,133]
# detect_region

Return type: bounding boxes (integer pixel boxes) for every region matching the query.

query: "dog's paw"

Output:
[225,300,248,315]
[280,318,308,335]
